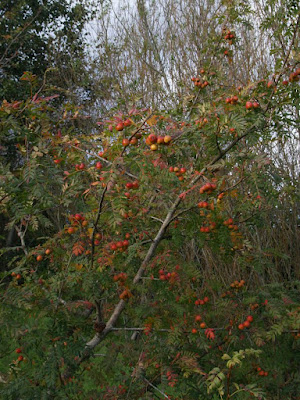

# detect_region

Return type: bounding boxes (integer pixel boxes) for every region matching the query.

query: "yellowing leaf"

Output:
[146,115,158,126]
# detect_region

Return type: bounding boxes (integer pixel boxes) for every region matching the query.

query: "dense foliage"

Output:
[0,1,299,399]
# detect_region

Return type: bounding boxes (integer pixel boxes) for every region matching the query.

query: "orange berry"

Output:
[243,320,250,328]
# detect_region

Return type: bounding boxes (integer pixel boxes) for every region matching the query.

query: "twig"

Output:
[70,145,138,180]
[143,377,169,399]
[90,187,107,269]
[14,224,28,256]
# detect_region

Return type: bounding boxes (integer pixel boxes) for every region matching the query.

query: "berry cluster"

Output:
[195,117,208,127]
[15,348,24,363]
[65,214,88,234]
[75,162,85,171]
[125,181,139,190]
[245,101,260,110]
[238,315,253,330]
[225,96,238,105]
[288,67,300,82]
[53,155,62,164]
[95,161,103,169]
[230,279,246,289]
[110,239,129,252]
[122,133,142,147]
[192,320,206,333]
[169,166,186,181]
[197,201,209,209]
[195,296,209,306]
[200,223,216,233]
[114,119,132,132]
[145,133,172,151]
[11,272,22,280]
[119,288,133,300]
[113,272,128,284]
[223,29,235,42]
[158,269,180,283]
[256,366,269,377]
[191,77,209,88]
[223,218,238,230]
[199,182,217,194]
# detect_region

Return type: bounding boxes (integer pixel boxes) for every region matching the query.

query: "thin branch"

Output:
[150,216,164,223]
[143,377,169,399]
[0,7,43,67]
[90,187,107,269]
[70,145,138,180]
[14,225,28,256]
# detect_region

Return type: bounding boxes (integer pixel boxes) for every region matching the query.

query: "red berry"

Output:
[116,123,124,131]
[148,134,157,144]
[246,315,253,322]
[122,138,130,147]
[243,320,250,328]
[18,355,24,362]
[124,119,131,127]
[16,348,22,354]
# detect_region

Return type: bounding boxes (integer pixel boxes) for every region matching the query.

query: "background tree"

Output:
[0,0,93,102]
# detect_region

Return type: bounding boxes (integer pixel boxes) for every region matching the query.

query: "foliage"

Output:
[0,0,92,101]
[0,1,299,399]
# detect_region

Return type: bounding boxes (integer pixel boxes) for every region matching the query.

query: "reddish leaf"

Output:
[72,242,85,256]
